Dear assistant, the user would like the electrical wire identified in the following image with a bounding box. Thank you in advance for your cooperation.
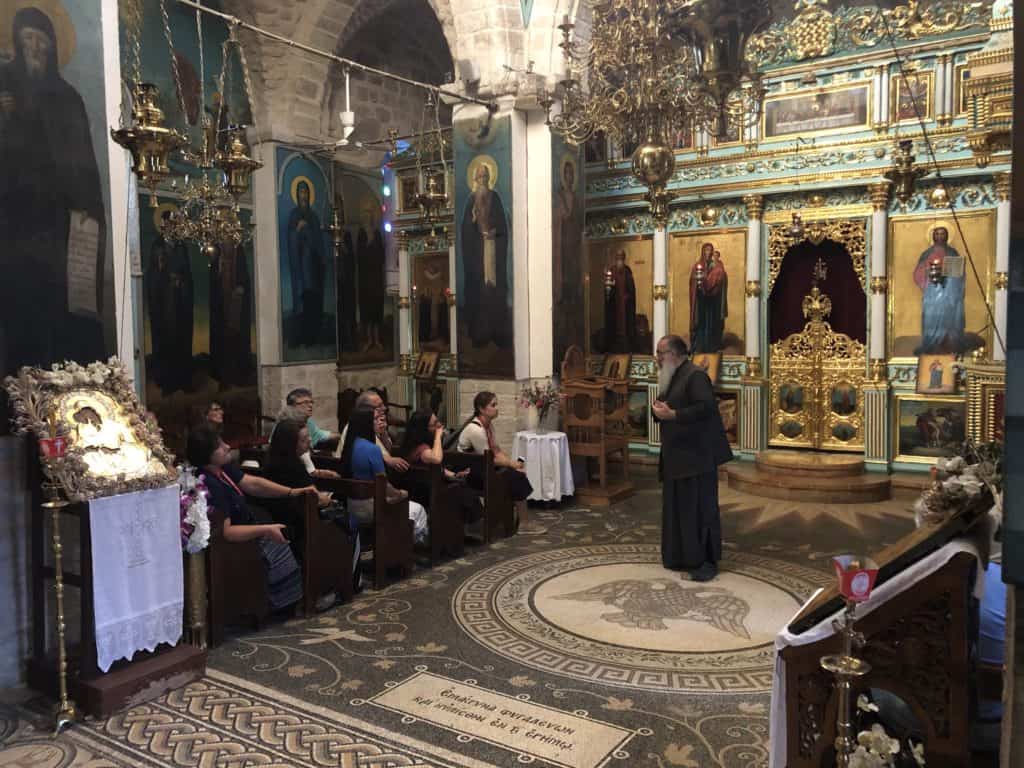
[175,0,496,112]
[876,5,1006,357]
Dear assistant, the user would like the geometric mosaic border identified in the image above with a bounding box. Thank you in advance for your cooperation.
[453,544,826,694]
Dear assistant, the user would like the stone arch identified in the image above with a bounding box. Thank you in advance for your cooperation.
[319,0,454,166]
[249,0,456,141]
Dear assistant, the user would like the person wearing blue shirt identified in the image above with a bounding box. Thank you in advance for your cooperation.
[978,561,1006,722]
[339,407,427,542]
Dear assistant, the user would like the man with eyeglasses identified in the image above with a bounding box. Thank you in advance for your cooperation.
[286,388,338,450]
[652,335,733,582]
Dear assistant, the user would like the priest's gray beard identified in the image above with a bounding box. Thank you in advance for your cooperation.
[658,360,679,398]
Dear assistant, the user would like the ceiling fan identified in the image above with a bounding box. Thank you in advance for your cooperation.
[293,68,388,159]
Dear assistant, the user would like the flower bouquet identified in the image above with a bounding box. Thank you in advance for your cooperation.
[913,440,1002,530]
[849,695,926,767]
[178,464,211,554]
[518,380,561,432]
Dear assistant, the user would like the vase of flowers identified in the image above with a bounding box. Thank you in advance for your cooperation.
[519,380,560,434]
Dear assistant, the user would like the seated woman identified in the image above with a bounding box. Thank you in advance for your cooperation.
[187,425,303,613]
[263,419,362,594]
[396,409,481,524]
[340,408,429,543]
[457,391,534,530]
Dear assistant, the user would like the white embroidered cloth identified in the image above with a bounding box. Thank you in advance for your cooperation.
[89,485,183,672]
[512,430,575,501]
[768,537,983,768]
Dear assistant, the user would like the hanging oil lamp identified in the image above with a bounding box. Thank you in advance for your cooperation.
[884,138,931,207]
[111,83,186,206]
[216,126,263,198]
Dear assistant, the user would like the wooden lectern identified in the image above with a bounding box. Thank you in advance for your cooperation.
[779,505,987,767]
[560,347,634,505]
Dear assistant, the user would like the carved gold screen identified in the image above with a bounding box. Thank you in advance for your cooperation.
[769,287,866,451]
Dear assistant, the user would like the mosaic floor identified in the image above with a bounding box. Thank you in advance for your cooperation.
[0,480,916,768]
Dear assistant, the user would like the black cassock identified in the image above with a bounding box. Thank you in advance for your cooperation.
[656,361,733,569]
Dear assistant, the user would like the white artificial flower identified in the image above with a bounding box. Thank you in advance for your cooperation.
[911,741,925,766]
[858,724,900,757]
[942,456,966,473]
[856,694,879,713]
[848,746,885,768]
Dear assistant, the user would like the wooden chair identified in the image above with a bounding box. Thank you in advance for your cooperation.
[562,377,631,496]
[316,474,414,588]
[444,450,514,542]
[205,506,269,648]
[401,462,464,563]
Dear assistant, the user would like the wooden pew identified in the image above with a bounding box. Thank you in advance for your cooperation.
[206,506,269,648]
[403,462,464,563]
[288,490,355,615]
[240,468,356,615]
[316,474,414,588]
[444,449,514,542]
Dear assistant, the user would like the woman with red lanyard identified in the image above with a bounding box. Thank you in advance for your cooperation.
[457,391,534,531]
[187,425,318,613]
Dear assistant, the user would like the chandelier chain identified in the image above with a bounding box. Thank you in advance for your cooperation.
[231,25,264,165]
[158,0,190,132]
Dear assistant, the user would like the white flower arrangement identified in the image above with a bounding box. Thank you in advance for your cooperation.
[848,723,924,768]
[178,465,211,554]
[913,441,1002,530]
[852,696,925,767]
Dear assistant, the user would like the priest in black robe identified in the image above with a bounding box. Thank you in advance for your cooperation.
[652,334,733,582]
[0,7,108,376]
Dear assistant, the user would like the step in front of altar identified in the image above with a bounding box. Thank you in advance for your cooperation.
[727,451,891,503]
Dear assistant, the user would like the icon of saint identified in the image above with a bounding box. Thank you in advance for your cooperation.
[913,225,965,354]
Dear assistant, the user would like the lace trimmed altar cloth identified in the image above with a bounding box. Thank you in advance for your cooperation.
[89,485,183,672]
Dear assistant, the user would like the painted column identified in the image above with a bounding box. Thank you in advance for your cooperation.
[865,181,892,468]
[448,241,458,362]
[994,172,1011,361]
[743,195,763,364]
[740,194,765,455]
[934,56,947,125]
[397,231,412,357]
[522,108,554,380]
[652,226,668,350]
[868,182,891,367]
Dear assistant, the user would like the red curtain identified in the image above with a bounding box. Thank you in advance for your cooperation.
[768,239,866,344]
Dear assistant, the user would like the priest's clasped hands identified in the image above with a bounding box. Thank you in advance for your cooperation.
[651,400,676,421]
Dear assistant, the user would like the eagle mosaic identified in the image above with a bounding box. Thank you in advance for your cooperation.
[556,578,753,639]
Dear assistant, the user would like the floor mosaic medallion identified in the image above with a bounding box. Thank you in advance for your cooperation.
[452,544,824,694]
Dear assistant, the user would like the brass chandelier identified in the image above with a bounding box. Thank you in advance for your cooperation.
[543,0,772,223]
[112,0,261,257]
[412,93,450,231]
